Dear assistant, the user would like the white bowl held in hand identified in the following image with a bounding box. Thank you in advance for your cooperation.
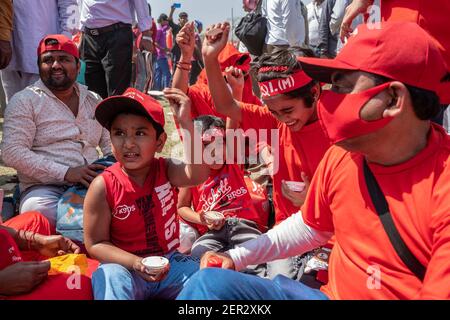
[142,256,169,274]
[284,181,306,193]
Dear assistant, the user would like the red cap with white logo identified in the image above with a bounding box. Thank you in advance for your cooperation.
[95,87,165,130]
[299,22,450,103]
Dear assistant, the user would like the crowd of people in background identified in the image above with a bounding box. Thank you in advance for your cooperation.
[0,0,449,301]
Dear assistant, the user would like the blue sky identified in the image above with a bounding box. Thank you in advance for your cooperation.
[148,0,312,31]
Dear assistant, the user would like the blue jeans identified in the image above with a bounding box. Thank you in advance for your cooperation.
[152,56,171,91]
[92,251,199,300]
[176,268,329,300]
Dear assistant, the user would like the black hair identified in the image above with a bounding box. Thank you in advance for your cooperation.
[193,115,225,134]
[370,74,442,120]
[252,47,318,108]
[158,13,168,23]
[108,109,165,138]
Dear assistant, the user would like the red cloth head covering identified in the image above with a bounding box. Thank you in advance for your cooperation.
[196,43,260,105]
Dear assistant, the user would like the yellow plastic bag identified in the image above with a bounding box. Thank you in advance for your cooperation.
[47,254,88,276]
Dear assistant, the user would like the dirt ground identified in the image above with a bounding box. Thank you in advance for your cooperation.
[0,98,181,197]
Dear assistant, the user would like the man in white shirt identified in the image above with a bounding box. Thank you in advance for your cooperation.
[79,0,152,98]
[306,0,326,56]
[318,0,363,58]
[261,0,307,53]
[1,35,111,228]
[0,0,77,103]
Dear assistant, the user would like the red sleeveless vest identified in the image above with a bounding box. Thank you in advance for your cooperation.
[102,158,179,256]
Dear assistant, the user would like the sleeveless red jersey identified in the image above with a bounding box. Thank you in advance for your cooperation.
[102,158,179,257]
[190,164,265,235]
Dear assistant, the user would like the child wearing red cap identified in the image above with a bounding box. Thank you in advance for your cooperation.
[177,115,267,277]
[83,87,210,300]
[200,22,331,280]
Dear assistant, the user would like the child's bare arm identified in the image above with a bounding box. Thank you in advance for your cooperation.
[83,176,141,269]
[177,188,223,230]
[163,88,210,187]
[172,22,196,94]
[202,22,242,122]
[177,187,205,225]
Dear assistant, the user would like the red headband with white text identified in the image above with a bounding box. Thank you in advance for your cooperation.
[258,69,312,98]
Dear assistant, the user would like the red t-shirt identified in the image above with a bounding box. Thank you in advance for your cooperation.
[380,0,450,68]
[240,102,331,223]
[302,124,450,299]
[187,83,221,120]
[189,164,265,235]
[102,158,179,257]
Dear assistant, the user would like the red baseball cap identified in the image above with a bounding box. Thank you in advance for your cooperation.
[37,34,79,59]
[299,22,450,103]
[95,88,165,130]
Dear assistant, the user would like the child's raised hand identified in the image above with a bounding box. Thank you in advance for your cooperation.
[163,88,192,124]
[202,22,230,60]
[224,66,245,93]
[176,21,196,59]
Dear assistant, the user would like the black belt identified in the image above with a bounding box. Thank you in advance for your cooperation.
[84,22,131,36]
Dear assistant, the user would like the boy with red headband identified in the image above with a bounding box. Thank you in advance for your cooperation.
[177,22,450,300]
[199,22,331,280]
[83,87,210,300]
[177,115,267,276]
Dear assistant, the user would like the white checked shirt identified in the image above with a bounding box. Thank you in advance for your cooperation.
[1,80,111,191]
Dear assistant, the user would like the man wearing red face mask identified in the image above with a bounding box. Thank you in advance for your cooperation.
[176,22,450,300]
[340,0,450,124]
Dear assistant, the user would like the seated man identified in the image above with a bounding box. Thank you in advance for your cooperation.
[1,34,111,228]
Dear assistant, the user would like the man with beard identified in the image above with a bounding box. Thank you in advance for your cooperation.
[1,35,111,229]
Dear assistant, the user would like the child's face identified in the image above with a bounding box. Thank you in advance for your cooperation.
[110,114,166,173]
[203,137,226,171]
[264,92,317,132]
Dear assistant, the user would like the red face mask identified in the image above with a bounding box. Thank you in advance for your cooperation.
[318,82,394,144]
